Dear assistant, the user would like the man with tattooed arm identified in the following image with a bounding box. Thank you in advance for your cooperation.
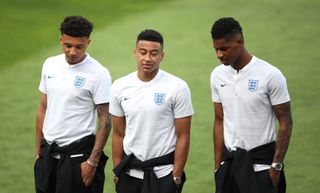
[210,17,293,193]
[34,16,112,193]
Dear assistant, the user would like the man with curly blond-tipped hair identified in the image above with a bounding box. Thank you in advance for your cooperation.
[34,16,112,193]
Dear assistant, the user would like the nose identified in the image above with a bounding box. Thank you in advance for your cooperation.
[143,53,152,61]
[69,47,77,56]
[216,50,223,60]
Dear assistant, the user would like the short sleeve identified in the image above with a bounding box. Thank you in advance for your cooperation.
[92,69,112,104]
[268,69,290,105]
[210,69,221,103]
[173,82,194,119]
[39,61,47,94]
[109,81,125,117]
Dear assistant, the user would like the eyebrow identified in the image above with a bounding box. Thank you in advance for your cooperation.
[64,43,85,47]
[138,48,160,52]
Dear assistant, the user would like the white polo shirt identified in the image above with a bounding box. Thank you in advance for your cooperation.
[210,56,290,170]
[39,54,112,146]
[109,69,194,179]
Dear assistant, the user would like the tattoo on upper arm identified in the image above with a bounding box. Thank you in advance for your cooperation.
[273,102,292,126]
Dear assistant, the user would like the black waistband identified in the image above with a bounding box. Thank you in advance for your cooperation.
[41,134,95,155]
[113,151,175,193]
[222,141,275,164]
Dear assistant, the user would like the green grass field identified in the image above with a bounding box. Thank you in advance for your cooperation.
[0,0,319,192]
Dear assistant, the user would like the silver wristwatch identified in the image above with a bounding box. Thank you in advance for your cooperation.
[271,162,283,171]
[173,176,181,185]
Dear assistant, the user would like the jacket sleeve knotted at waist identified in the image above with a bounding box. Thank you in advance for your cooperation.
[113,151,175,193]
[215,142,285,193]
[34,135,96,193]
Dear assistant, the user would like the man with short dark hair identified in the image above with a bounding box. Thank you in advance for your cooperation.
[210,17,293,193]
[35,16,112,193]
[110,29,194,193]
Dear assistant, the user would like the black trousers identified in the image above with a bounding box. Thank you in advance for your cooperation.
[224,170,277,193]
[34,155,106,193]
[116,172,185,193]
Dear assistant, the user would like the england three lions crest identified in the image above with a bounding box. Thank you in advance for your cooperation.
[154,93,165,105]
[74,76,86,88]
[248,79,259,92]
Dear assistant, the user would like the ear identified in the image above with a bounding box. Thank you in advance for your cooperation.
[59,36,63,45]
[236,37,244,45]
[133,48,138,60]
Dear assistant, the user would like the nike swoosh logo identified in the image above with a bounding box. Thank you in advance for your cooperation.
[120,97,130,104]
[220,84,226,87]
[48,76,54,79]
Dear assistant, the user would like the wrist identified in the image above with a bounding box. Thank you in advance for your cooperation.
[173,176,182,185]
[86,159,98,168]
[271,162,284,171]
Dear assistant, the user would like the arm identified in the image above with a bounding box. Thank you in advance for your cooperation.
[213,102,224,170]
[173,116,192,178]
[35,93,47,159]
[269,101,293,185]
[111,115,126,185]
[81,103,112,186]
[89,103,112,163]
[111,115,126,167]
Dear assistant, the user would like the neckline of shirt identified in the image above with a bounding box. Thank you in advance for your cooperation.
[135,69,163,86]
[228,55,257,74]
[64,53,90,69]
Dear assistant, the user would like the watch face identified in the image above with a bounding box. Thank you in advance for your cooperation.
[174,177,181,185]
[272,163,283,171]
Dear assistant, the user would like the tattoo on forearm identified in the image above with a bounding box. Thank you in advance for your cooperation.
[97,104,111,131]
[89,104,111,163]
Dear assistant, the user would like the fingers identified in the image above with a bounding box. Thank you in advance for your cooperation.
[269,169,280,187]
[113,176,119,191]
[81,161,96,187]
[83,177,93,187]
[83,173,94,187]
[113,175,119,185]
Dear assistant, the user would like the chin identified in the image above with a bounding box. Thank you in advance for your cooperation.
[67,59,80,64]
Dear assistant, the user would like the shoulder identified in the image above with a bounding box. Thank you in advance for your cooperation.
[211,64,228,73]
[253,56,280,72]
[41,54,65,72]
[210,64,228,79]
[112,71,137,87]
[83,55,112,78]
[86,55,109,71]
[159,70,189,88]
[43,54,65,65]
[253,56,285,78]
